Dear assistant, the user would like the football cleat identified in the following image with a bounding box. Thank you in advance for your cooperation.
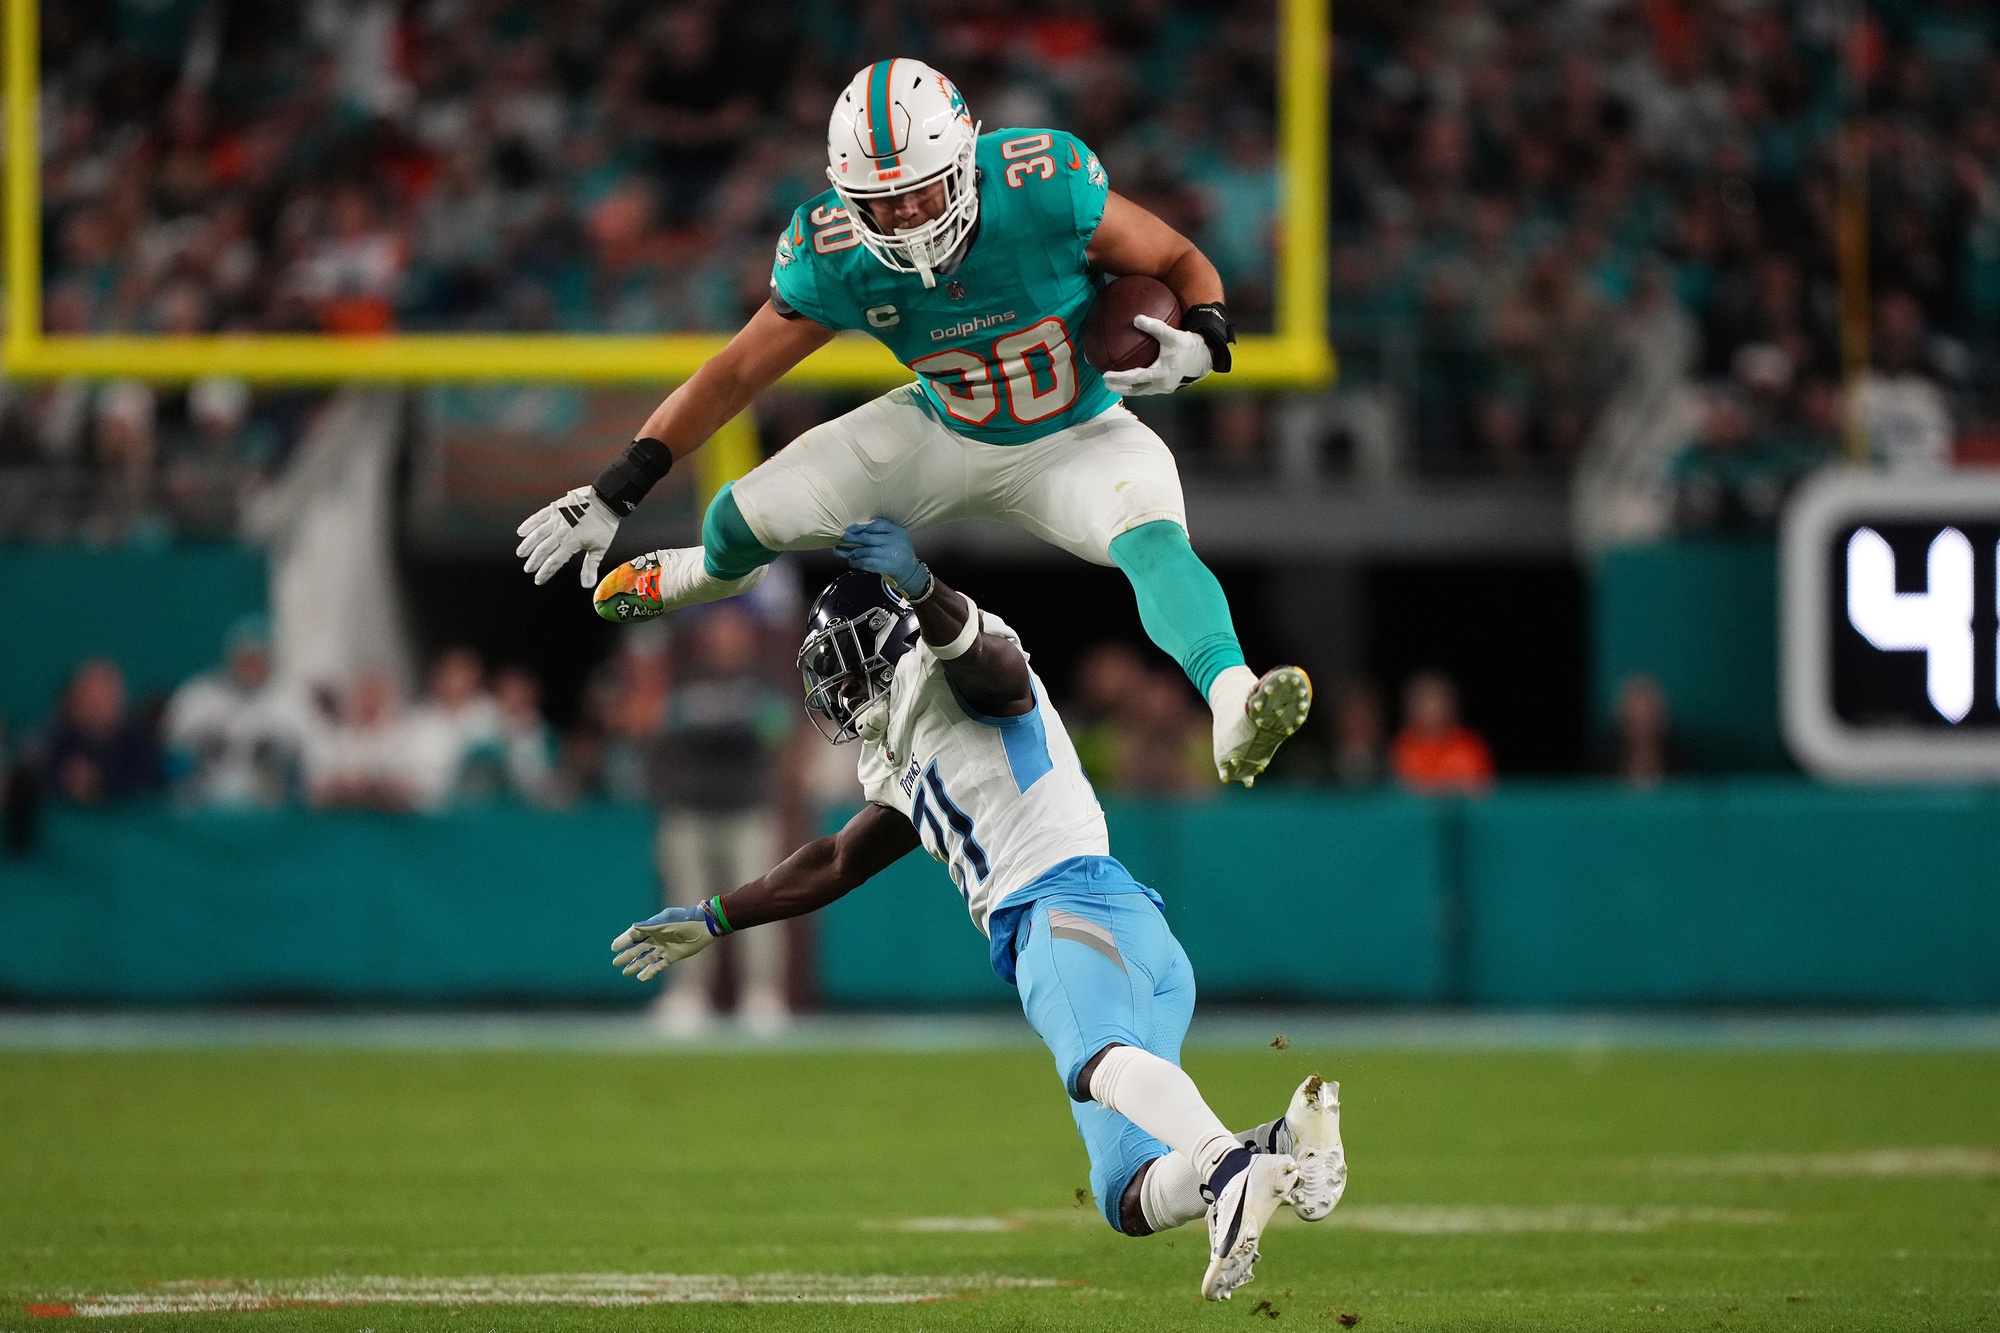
[1281,1075,1346,1221]
[593,548,767,623]
[1200,1149,1298,1302]
[1212,665,1314,786]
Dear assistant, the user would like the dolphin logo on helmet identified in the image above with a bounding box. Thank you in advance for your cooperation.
[826,59,981,290]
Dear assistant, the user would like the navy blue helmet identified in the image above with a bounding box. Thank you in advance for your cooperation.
[799,572,921,742]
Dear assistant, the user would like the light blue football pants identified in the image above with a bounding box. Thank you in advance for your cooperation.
[1006,887,1197,1233]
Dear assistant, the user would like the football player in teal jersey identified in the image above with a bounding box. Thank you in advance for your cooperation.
[517,58,1310,784]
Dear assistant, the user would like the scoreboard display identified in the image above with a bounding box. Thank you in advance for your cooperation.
[1783,470,2000,780]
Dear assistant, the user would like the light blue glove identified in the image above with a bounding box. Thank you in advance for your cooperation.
[611,904,721,981]
[835,518,931,599]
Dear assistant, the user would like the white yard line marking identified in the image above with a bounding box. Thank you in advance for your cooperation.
[1275,1205,1782,1234]
[26,1273,1071,1318]
[869,1205,1780,1237]
[1643,1146,2000,1178]
[865,1209,1099,1233]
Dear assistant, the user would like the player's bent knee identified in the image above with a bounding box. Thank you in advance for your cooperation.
[1116,1158,1157,1237]
[700,483,781,581]
[1073,1041,1127,1103]
[1106,518,1192,572]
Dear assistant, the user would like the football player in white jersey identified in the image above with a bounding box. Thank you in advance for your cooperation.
[515,57,1311,786]
[609,517,1347,1301]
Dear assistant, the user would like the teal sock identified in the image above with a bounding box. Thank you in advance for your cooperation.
[1107,520,1246,698]
[701,483,781,580]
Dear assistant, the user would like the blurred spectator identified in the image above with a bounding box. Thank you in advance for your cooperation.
[1606,672,1680,787]
[92,381,158,532]
[644,5,760,226]
[1065,642,1207,795]
[1672,354,1832,532]
[1067,642,1151,790]
[568,624,671,802]
[403,647,501,810]
[1390,669,1494,794]
[303,669,425,812]
[488,667,561,807]
[1851,290,1955,471]
[647,604,795,1035]
[1111,673,1210,796]
[42,659,166,806]
[163,616,312,808]
[159,377,281,526]
[1331,678,1386,788]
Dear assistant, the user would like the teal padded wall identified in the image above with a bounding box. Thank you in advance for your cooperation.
[0,543,269,727]
[814,793,1449,1006]
[1462,782,2000,1006]
[1593,540,1785,771]
[4,785,1998,1007]
[0,806,659,1003]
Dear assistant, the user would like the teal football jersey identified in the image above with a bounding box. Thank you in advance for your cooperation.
[772,128,1116,446]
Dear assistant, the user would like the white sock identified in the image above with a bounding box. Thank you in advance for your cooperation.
[1138,1151,1208,1232]
[1206,664,1258,722]
[1088,1046,1238,1183]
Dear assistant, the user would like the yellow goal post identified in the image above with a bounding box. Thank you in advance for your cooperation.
[4,0,1331,388]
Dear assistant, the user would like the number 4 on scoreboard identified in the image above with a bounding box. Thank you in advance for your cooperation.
[1846,526,1978,722]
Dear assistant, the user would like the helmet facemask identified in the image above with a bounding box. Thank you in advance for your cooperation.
[828,127,980,289]
[799,604,907,743]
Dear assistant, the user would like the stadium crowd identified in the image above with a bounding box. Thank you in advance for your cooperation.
[0,615,1527,849]
[1323,0,1999,483]
[4,0,1991,541]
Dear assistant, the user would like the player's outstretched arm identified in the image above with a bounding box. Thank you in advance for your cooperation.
[517,302,834,586]
[834,519,1034,718]
[1085,192,1236,397]
[633,301,835,453]
[610,804,917,981]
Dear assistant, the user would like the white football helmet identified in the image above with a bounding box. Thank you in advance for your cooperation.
[826,58,980,288]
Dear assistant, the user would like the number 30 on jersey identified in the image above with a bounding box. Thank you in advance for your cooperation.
[910,316,1078,427]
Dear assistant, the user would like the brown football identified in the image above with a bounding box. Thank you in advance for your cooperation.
[1081,275,1182,372]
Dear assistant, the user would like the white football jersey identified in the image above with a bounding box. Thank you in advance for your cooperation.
[856,610,1108,935]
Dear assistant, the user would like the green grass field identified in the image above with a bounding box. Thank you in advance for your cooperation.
[2,1041,1997,1331]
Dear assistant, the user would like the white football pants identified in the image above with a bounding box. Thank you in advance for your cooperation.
[728,383,1188,566]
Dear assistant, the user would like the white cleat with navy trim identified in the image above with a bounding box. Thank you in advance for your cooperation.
[1199,1148,1299,1301]
[1211,665,1314,787]
[1237,1074,1347,1221]
[1282,1074,1346,1220]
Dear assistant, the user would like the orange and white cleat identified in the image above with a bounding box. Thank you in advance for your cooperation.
[593,548,766,623]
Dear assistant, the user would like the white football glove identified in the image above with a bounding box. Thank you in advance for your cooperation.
[1100,315,1214,397]
[611,906,718,982]
[516,485,620,587]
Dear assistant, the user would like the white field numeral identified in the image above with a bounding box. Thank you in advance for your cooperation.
[1846,526,1974,723]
